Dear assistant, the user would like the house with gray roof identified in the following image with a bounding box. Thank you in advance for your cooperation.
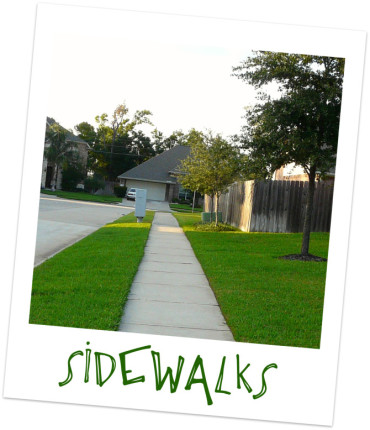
[41,117,90,190]
[117,145,191,201]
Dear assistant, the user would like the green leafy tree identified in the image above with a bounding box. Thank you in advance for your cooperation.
[44,123,77,191]
[74,121,96,144]
[179,131,241,225]
[84,175,105,194]
[233,51,344,256]
[151,129,187,154]
[79,103,154,181]
[61,160,86,191]
[131,130,156,162]
[74,121,97,173]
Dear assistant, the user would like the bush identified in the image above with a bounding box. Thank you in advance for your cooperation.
[193,222,238,232]
[172,197,192,205]
[61,163,85,191]
[114,185,127,198]
[84,176,105,194]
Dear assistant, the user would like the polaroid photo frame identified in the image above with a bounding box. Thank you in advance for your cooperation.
[4,3,366,426]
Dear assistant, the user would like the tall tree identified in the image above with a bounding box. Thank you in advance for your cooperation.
[44,123,78,191]
[74,121,97,144]
[179,131,241,225]
[80,103,154,181]
[61,159,86,191]
[131,130,156,162]
[74,121,97,173]
[233,51,344,257]
[151,128,187,154]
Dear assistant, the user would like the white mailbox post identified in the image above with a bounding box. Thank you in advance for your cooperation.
[135,188,147,222]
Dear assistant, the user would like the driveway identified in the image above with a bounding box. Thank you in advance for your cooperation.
[119,198,171,212]
[34,194,133,266]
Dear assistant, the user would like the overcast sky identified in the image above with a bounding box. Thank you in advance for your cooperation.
[47,35,261,138]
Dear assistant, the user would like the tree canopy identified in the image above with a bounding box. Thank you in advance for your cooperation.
[233,52,344,178]
[179,131,241,224]
[151,129,187,154]
[233,51,345,256]
[74,103,195,182]
[75,103,155,181]
[45,122,79,191]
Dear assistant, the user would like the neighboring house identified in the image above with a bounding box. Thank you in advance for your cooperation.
[117,145,191,201]
[273,163,335,184]
[41,117,89,190]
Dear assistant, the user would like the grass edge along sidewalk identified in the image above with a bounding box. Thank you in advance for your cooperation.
[41,190,122,204]
[173,212,329,349]
[29,211,154,330]
[169,203,203,213]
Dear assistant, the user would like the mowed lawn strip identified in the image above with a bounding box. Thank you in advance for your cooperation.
[29,211,154,330]
[41,190,122,204]
[169,203,203,213]
[174,213,329,349]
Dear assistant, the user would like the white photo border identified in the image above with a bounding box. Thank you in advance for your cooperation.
[4,4,366,426]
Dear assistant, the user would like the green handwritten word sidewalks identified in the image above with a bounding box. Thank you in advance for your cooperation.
[59,342,278,405]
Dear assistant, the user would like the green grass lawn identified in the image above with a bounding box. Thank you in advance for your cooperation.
[29,211,154,330]
[174,213,329,349]
[41,190,122,204]
[170,203,203,213]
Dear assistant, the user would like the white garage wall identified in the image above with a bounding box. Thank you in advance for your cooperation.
[126,179,167,201]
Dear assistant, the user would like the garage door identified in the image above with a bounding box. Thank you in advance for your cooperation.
[126,180,167,201]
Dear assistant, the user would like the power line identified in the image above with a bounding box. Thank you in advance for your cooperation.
[88,149,150,157]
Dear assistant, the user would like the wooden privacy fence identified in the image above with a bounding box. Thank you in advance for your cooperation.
[204,180,334,233]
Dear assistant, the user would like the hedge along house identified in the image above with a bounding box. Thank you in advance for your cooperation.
[117,145,191,202]
[41,117,89,190]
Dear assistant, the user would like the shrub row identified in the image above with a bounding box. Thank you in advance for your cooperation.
[114,185,127,198]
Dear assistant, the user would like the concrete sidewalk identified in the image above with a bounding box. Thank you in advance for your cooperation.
[118,212,234,341]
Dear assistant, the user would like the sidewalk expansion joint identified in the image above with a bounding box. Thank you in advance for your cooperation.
[142,260,194,265]
[129,280,210,288]
[123,322,231,332]
[139,269,205,275]
[131,282,212,290]
[127,298,219,306]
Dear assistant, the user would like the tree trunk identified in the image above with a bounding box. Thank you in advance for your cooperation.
[109,132,116,181]
[210,195,214,219]
[215,194,219,226]
[301,166,317,256]
[51,163,58,191]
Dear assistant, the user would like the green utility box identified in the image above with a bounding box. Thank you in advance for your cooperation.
[201,212,223,223]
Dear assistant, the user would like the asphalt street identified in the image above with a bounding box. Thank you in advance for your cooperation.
[34,194,133,266]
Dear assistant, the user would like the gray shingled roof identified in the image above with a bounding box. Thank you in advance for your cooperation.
[46,117,89,146]
[118,145,191,184]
